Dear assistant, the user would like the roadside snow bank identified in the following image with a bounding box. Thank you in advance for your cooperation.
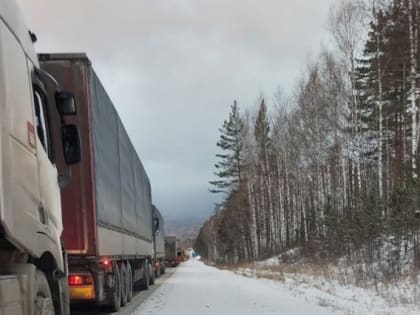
[232,249,420,315]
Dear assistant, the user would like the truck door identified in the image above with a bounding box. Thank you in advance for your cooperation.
[31,68,63,243]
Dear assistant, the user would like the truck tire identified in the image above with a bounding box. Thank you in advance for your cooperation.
[111,263,121,312]
[155,262,161,278]
[120,263,128,307]
[139,262,149,290]
[160,261,166,275]
[126,262,133,302]
[154,266,159,278]
[34,270,55,315]
[149,262,155,285]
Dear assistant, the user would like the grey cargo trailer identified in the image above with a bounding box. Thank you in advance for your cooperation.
[152,205,166,276]
[165,236,178,267]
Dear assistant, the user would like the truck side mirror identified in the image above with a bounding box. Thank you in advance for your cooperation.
[56,91,77,115]
[62,125,81,164]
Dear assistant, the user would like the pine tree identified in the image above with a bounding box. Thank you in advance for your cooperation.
[209,100,245,194]
[254,99,271,160]
[356,0,419,206]
[254,99,276,255]
[355,5,389,200]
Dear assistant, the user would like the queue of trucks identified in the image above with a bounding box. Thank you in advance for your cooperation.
[0,1,179,314]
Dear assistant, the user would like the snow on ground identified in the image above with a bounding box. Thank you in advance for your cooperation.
[231,250,420,315]
[235,266,419,315]
[133,260,338,315]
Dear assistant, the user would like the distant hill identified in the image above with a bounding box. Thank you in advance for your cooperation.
[164,217,204,249]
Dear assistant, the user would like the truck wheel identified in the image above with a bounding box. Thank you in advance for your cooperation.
[140,262,149,290]
[149,262,155,285]
[155,262,161,278]
[34,270,55,315]
[111,263,121,312]
[126,262,133,302]
[120,263,128,307]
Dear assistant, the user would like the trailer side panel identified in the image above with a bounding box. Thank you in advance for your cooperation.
[89,68,153,255]
[39,56,97,255]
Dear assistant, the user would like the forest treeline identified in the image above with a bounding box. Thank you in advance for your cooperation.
[195,0,420,277]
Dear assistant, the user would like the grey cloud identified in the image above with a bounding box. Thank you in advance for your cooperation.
[19,0,336,222]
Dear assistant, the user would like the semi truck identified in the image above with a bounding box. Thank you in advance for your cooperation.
[0,1,81,314]
[165,236,179,267]
[39,53,159,311]
[152,205,166,277]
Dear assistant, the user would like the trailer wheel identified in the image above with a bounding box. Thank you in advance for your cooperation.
[161,263,166,275]
[34,270,55,315]
[126,262,133,302]
[111,263,121,312]
[139,262,149,290]
[120,263,128,307]
[149,262,155,285]
[155,262,161,278]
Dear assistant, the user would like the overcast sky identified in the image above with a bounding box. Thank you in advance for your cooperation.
[19,0,336,223]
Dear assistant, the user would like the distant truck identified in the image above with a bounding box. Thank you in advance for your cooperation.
[184,248,195,259]
[0,1,81,314]
[177,248,186,264]
[39,53,155,311]
[165,236,179,267]
[152,206,166,276]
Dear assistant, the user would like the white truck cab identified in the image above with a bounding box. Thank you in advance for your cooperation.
[0,1,80,314]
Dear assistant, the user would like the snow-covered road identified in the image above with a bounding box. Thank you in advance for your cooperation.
[133,260,337,315]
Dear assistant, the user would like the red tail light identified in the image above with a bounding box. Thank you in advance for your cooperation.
[69,275,82,285]
[68,275,93,286]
